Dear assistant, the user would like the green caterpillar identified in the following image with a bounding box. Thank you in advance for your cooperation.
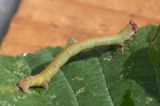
[18,20,138,93]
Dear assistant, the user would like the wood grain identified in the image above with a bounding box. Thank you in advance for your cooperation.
[1,0,160,55]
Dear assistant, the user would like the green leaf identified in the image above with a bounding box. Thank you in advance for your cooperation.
[0,56,53,106]
[148,25,160,94]
[97,25,160,105]
[0,25,160,106]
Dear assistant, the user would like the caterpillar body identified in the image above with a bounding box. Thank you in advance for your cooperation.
[18,20,138,93]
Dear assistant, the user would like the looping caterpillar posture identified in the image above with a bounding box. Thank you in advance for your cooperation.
[18,20,138,93]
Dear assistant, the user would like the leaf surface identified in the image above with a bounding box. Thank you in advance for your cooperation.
[0,25,160,106]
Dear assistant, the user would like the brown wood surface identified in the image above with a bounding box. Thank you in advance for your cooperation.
[1,0,160,55]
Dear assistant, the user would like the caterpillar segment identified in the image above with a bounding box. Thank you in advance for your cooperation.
[18,20,138,93]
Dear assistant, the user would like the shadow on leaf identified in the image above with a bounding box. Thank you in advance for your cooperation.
[123,48,160,103]
[120,89,135,106]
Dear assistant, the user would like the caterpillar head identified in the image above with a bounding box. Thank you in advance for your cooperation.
[129,20,139,34]
[120,20,139,43]
[127,20,139,42]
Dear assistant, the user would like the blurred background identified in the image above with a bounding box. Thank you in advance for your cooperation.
[0,0,160,55]
[0,0,20,45]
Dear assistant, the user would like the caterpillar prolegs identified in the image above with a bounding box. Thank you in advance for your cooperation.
[18,20,138,93]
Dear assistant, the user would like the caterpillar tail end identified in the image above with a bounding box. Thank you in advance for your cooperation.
[129,19,139,33]
[18,77,31,93]
[18,76,49,93]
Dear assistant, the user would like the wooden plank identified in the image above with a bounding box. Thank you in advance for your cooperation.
[1,0,160,55]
